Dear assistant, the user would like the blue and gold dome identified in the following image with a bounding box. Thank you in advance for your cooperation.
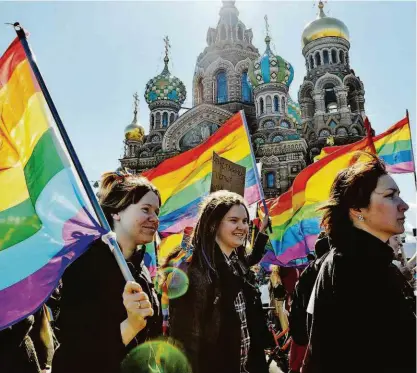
[302,1,349,48]
[144,56,186,106]
[248,36,294,89]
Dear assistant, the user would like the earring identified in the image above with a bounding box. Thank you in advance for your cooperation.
[358,215,364,222]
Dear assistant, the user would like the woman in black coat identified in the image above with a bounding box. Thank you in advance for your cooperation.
[169,190,270,373]
[304,153,416,373]
[53,172,162,373]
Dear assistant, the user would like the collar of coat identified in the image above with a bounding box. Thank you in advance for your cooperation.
[332,226,394,266]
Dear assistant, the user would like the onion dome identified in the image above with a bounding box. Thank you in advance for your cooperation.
[302,1,349,48]
[287,96,302,126]
[124,94,145,142]
[144,55,186,106]
[248,35,294,89]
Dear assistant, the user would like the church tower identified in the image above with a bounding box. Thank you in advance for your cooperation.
[298,1,366,162]
[192,0,259,129]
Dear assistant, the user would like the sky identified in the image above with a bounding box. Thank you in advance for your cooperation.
[1,0,416,229]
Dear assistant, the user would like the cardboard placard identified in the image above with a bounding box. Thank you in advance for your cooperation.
[210,152,246,196]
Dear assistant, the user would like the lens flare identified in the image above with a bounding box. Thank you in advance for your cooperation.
[121,340,191,373]
[154,267,189,300]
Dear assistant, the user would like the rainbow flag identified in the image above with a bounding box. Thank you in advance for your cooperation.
[315,118,414,174]
[0,37,104,330]
[261,116,415,267]
[142,112,261,234]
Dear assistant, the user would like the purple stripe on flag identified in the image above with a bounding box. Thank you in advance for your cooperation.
[244,183,261,205]
[0,207,104,330]
[261,233,318,267]
[385,161,415,174]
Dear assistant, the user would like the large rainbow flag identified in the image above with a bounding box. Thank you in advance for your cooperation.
[0,37,104,330]
[142,112,261,234]
[261,116,415,267]
[315,118,414,174]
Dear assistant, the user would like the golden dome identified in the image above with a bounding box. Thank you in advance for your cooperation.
[302,1,349,48]
[124,123,145,142]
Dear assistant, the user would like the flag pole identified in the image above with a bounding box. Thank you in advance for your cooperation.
[406,109,417,189]
[240,110,272,233]
[13,23,134,282]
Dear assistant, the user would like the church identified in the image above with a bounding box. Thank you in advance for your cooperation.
[120,0,367,198]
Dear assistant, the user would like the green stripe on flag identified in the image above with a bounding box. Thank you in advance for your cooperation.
[377,140,411,157]
[0,199,41,251]
[24,128,68,204]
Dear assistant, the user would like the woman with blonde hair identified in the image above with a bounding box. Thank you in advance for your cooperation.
[54,171,162,373]
[304,153,415,373]
[169,190,270,373]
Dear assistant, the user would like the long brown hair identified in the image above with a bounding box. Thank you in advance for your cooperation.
[191,190,249,282]
[98,171,161,228]
[318,152,387,244]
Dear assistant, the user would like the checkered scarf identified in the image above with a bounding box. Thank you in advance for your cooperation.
[223,250,251,373]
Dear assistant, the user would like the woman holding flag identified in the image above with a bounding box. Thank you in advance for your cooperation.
[304,153,416,373]
[53,172,162,373]
[169,190,270,373]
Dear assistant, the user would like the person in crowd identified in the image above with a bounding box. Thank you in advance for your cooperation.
[390,234,415,284]
[0,306,54,373]
[288,232,330,373]
[269,265,289,332]
[304,152,416,373]
[169,190,270,373]
[53,172,162,373]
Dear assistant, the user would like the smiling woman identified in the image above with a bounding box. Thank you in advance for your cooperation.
[53,171,162,373]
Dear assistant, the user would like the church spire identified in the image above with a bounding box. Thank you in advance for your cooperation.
[162,35,171,75]
[264,15,272,52]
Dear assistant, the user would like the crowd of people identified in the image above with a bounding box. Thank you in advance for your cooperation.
[1,153,416,373]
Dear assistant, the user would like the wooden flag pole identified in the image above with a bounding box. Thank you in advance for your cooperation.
[14,23,135,282]
[406,110,417,189]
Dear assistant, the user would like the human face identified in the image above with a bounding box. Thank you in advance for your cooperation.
[358,175,409,242]
[115,191,160,248]
[215,204,249,256]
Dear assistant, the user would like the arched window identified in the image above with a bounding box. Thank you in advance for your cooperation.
[272,135,284,143]
[170,113,175,124]
[324,84,338,113]
[281,97,285,113]
[162,112,168,127]
[259,98,264,114]
[280,121,290,128]
[155,112,161,127]
[331,49,337,63]
[309,55,314,69]
[323,50,329,64]
[241,72,252,103]
[197,78,204,104]
[339,50,345,64]
[266,96,272,113]
[336,127,348,136]
[274,96,279,112]
[319,129,331,138]
[220,25,227,40]
[237,25,243,40]
[216,71,228,103]
[151,114,155,129]
[315,52,321,66]
[264,120,274,129]
[266,172,275,188]
[350,127,359,136]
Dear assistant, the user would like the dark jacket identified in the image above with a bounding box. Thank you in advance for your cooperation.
[289,234,330,345]
[53,239,161,373]
[169,233,270,373]
[305,227,416,373]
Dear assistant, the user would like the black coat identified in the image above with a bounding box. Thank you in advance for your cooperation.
[169,233,270,373]
[53,239,161,373]
[305,227,416,373]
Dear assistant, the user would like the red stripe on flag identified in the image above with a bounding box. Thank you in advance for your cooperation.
[0,38,27,88]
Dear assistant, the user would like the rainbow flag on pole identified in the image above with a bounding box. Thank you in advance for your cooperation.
[261,116,415,267]
[315,117,414,173]
[142,112,261,234]
[0,37,104,330]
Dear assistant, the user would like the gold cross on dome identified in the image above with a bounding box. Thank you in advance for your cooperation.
[264,15,270,37]
[163,36,171,60]
[133,92,139,114]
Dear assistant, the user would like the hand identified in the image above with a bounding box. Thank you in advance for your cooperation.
[122,281,153,333]
[260,214,271,233]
